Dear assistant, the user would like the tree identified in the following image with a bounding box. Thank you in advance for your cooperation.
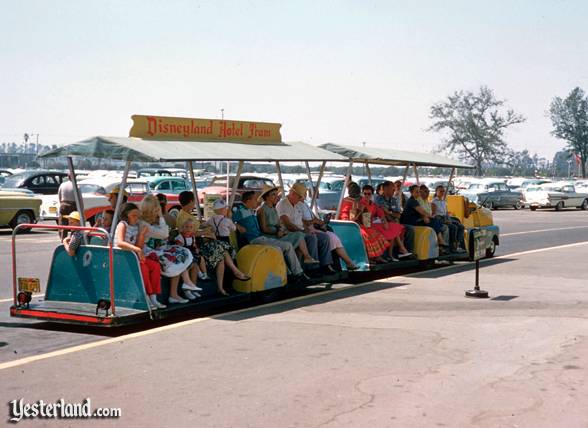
[549,87,588,178]
[428,86,526,175]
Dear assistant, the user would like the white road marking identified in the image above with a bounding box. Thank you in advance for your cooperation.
[1,240,588,371]
[501,225,588,237]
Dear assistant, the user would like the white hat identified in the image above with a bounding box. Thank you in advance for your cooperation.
[213,199,227,210]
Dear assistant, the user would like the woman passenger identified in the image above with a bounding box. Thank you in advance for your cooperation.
[432,185,465,252]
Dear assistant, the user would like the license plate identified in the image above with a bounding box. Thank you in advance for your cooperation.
[18,277,41,293]
[49,206,57,213]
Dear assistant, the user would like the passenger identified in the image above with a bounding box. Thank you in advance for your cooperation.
[361,184,411,260]
[257,184,319,265]
[432,185,466,252]
[393,180,406,210]
[114,203,165,310]
[234,191,308,281]
[375,181,415,254]
[375,182,384,197]
[177,191,250,296]
[62,211,84,256]
[339,182,390,264]
[205,199,236,245]
[94,186,129,228]
[57,173,76,240]
[401,185,448,249]
[156,193,176,229]
[276,183,335,274]
[299,197,359,270]
[140,195,201,304]
[175,218,210,285]
[101,209,114,231]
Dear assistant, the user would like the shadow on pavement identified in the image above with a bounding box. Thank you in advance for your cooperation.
[217,281,409,322]
[408,258,516,279]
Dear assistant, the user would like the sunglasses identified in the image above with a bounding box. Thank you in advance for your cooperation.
[363,192,372,196]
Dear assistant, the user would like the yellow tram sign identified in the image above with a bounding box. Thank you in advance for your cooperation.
[130,115,282,144]
[18,277,41,293]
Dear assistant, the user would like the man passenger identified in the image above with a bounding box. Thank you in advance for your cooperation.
[276,183,334,274]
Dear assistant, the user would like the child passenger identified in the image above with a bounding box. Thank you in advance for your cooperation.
[175,218,210,284]
[62,211,84,256]
[114,203,166,309]
[205,199,237,245]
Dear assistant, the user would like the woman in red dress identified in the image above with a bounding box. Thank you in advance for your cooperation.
[360,184,412,260]
[339,182,390,263]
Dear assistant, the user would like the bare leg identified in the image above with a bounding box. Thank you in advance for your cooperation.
[437,233,447,246]
[199,257,207,275]
[296,239,318,263]
[169,276,180,299]
[181,270,198,287]
[223,252,249,280]
[395,237,409,254]
[215,260,227,295]
[335,247,355,267]
[387,239,396,257]
[189,264,197,284]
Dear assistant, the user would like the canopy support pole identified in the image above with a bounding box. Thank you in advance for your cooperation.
[366,161,372,185]
[225,161,230,204]
[413,164,420,185]
[304,161,314,204]
[445,167,456,201]
[401,165,409,186]
[67,157,87,243]
[111,160,131,237]
[336,159,353,219]
[310,161,326,213]
[228,160,244,210]
[187,161,202,221]
[275,161,284,191]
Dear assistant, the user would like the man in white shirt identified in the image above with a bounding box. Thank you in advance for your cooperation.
[57,174,77,239]
[276,183,334,273]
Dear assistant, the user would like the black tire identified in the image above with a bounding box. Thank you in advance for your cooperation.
[580,199,588,210]
[485,237,497,258]
[513,201,523,210]
[530,206,537,211]
[555,201,564,211]
[168,206,181,218]
[483,201,494,210]
[9,210,34,233]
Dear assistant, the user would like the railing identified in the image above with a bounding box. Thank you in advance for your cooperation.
[11,224,115,316]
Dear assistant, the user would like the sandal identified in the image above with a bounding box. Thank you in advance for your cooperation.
[234,272,251,281]
[303,257,320,265]
[346,263,359,271]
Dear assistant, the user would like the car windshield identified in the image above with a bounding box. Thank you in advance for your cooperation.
[1,173,27,188]
[79,184,106,194]
[468,183,485,190]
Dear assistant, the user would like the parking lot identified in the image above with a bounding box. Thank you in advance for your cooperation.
[1,208,587,426]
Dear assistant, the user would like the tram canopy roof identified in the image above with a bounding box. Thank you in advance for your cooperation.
[318,143,474,169]
[39,136,348,162]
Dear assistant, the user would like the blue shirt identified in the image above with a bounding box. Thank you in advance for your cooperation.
[233,206,261,243]
[375,194,400,213]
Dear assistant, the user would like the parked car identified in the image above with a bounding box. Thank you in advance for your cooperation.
[0,190,42,231]
[39,183,110,223]
[0,169,13,185]
[460,179,523,210]
[200,175,275,204]
[526,182,588,211]
[0,170,68,195]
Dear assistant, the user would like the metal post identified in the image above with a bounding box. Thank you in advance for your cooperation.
[304,160,314,200]
[413,164,420,185]
[275,161,284,191]
[401,165,409,185]
[226,161,230,204]
[187,161,202,221]
[228,160,244,209]
[445,167,455,201]
[111,160,131,237]
[310,161,326,212]
[336,159,353,219]
[366,161,372,185]
[67,157,86,227]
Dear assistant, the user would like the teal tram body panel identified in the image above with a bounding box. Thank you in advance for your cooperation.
[45,245,150,311]
[329,220,370,271]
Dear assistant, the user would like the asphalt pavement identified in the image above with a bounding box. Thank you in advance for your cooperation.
[0,209,587,426]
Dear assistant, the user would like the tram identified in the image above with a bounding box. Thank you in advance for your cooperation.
[10,115,499,327]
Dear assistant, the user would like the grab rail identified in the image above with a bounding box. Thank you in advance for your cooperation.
[11,224,115,316]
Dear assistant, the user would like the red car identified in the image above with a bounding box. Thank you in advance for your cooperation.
[199,175,275,204]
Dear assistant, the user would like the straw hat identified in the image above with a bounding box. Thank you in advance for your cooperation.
[257,184,279,202]
[109,186,129,197]
[65,211,81,222]
[290,183,307,198]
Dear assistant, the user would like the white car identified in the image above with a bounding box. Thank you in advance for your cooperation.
[526,182,588,211]
[39,182,110,222]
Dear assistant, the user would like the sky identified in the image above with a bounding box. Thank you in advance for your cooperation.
[2,0,587,161]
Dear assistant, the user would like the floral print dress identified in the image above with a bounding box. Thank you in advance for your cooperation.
[142,217,193,278]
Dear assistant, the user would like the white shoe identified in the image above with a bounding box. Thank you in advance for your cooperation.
[181,282,202,291]
[149,295,166,309]
[184,290,201,300]
[198,272,210,280]
[168,296,188,304]
[155,301,167,309]
[399,252,412,258]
